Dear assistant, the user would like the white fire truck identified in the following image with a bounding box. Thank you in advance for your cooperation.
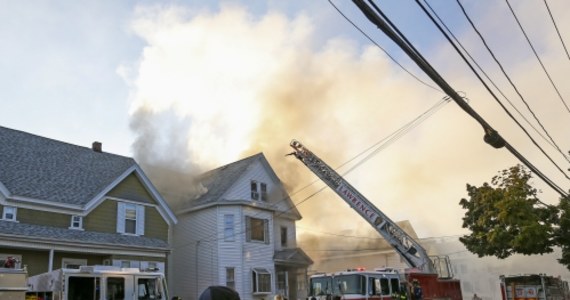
[500,274,570,300]
[289,140,462,300]
[0,267,28,300]
[26,265,170,300]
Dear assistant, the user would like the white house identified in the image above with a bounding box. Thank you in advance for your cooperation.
[171,153,313,300]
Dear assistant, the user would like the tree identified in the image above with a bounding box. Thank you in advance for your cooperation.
[459,164,569,270]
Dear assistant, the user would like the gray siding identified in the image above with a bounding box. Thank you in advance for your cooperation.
[172,208,218,300]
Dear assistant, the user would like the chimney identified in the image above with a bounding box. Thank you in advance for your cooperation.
[92,141,102,153]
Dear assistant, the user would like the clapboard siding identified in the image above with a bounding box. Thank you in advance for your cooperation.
[145,206,168,240]
[224,161,276,202]
[106,173,155,204]
[84,200,117,233]
[17,208,70,228]
[172,208,218,300]
[273,217,297,249]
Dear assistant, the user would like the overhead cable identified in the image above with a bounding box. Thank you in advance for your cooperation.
[416,0,570,169]
[543,0,570,61]
[505,0,570,114]
[351,0,568,197]
[327,0,442,92]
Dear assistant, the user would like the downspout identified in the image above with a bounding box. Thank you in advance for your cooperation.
[48,249,54,272]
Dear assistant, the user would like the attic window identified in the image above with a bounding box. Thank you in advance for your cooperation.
[69,215,83,230]
[260,183,268,201]
[2,206,17,221]
[251,181,268,201]
[251,181,259,200]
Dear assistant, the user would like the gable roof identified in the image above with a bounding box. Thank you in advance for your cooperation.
[0,126,177,224]
[0,126,135,206]
[181,153,301,218]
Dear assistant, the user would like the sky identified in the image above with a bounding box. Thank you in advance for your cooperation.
[2,0,570,244]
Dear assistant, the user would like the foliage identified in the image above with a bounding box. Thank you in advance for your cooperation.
[459,164,569,269]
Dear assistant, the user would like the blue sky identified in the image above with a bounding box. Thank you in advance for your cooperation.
[2,1,569,237]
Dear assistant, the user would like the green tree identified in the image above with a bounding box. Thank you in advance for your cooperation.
[459,164,569,269]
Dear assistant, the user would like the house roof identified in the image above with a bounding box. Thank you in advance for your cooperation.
[0,126,135,206]
[184,153,301,218]
[274,248,313,267]
[192,153,261,206]
[0,220,169,250]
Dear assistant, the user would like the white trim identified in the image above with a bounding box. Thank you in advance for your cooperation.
[61,258,87,269]
[84,165,177,225]
[1,195,83,212]
[0,182,10,198]
[2,206,17,221]
[69,215,83,230]
[0,239,168,257]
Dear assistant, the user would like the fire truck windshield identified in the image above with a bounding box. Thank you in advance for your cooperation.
[309,276,332,296]
[333,274,366,295]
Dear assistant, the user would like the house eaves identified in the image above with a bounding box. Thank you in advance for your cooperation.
[0,220,169,251]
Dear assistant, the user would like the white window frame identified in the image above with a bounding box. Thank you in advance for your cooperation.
[252,268,271,294]
[2,206,17,221]
[62,258,87,269]
[224,214,235,241]
[117,202,145,236]
[69,215,83,230]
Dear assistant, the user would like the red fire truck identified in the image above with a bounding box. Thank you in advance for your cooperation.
[290,140,462,300]
[500,274,570,300]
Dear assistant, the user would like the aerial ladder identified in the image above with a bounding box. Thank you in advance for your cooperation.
[289,139,436,272]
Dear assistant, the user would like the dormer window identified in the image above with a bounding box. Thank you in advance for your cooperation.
[2,206,17,221]
[251,181,268,201]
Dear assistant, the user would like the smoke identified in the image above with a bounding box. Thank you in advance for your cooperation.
[121,1,570,254]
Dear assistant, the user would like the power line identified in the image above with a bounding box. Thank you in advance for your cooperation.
[543,0,570,61]
[505,0,570,114]
[326,0,442,93]
[351,0,568,197]
[419,0,570,164]
[454,0,570,176]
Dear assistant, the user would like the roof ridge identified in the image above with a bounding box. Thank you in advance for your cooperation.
[0,125,133,160]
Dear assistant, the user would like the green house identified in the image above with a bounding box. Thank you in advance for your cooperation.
[0,126,177,276]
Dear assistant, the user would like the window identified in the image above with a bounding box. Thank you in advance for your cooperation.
[251,181,268,201]
[226,267,235,289]
[246,217,269,244]
[251,181,259,200]
[260,183,268,201]
[70,215,83,229]
[280,227,288,247]
[2,206,16,221]
[138,277,162,299]
[121,260,131,268]
[252,268,271,293]
[117,202,145,235]
[224,214,235,241]
[125,204,137,234]
[62,258,87,269]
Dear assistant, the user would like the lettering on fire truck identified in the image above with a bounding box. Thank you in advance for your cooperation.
[337,184,376,220]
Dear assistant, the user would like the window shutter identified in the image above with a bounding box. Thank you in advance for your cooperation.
[264,219,269,244]
[245,216,251,242]
[136,205,145,236]
[117,202,125,233]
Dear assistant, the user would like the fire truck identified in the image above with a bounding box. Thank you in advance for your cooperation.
[25,265,170,300]
[308,268,402,300]
[289,140,462,300]
[500,274,570,300]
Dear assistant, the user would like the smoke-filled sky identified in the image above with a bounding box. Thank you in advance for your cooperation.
[2,1,570,240]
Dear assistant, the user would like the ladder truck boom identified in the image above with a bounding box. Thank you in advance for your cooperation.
[289,139,435,273]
